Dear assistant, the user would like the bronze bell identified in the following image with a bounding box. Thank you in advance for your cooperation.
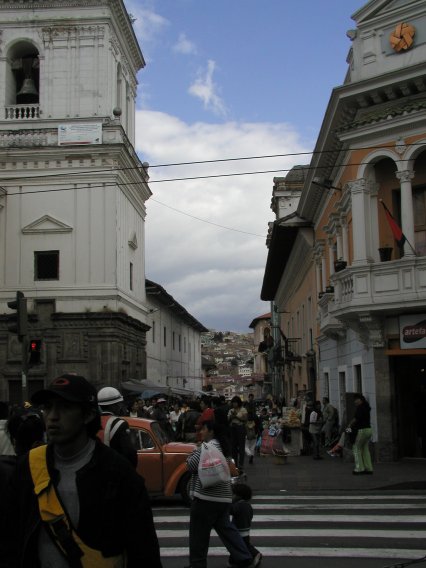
[16,77,38,105]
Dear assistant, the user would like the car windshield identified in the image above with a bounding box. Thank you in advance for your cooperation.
[152,421,170,444]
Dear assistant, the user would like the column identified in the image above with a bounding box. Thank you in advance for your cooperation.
[328,237,335,277]
[321,256,327,291]
[341,218,349,262]
[336,226,343,260]
[368,181,380,261]
[315,260,321,294]
[396,170,416,257]
[348,179,369,265]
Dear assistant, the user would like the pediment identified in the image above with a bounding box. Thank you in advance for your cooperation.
[22,215,73,234]
[353,0,420,25]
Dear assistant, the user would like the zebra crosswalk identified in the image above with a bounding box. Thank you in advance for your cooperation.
[152,492,426,565]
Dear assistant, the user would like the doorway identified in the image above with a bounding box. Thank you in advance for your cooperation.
[393,355,426,458]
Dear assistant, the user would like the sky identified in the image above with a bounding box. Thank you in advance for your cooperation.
[123,0,364,333]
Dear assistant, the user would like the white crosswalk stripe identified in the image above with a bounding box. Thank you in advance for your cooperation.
[153,493,426,562]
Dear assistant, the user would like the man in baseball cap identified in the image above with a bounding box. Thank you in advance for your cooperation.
[1,373,162,567]
[32,373,98,406]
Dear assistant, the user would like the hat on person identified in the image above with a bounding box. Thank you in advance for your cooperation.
[156,398,166,403]
[97,386,124,406]
[31,374,98,407]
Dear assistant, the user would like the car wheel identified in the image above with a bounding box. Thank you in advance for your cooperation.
[179,471,192,507]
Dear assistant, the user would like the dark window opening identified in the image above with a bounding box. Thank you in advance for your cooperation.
[34,251,59,280]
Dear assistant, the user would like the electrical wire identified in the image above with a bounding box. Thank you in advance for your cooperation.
[150,198,266,238]
[0,141,422,183]
[1,157,414,195]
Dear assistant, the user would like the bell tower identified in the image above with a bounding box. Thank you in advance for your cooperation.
[0,1,151,402]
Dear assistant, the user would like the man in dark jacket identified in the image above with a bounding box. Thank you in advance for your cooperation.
[0,374,162,568]
[97,385,137,467]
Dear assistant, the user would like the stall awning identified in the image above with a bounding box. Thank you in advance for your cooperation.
[121,380,201,398]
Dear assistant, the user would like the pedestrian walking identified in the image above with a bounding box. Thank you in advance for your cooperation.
[195,396,215,442]
[321,397,338,447]
[179,400,200,442]
[229,483,262,567]
[228,396,248,471]
[347,393,373,474]
[185,419,254,568]
[98,385,137,467]
[309,400,324,460]
[0,373,162,568]
[245,411,261,465]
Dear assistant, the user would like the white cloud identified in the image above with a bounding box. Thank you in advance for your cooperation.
[135,110,311,331]
[173,33,197,55]
[188,60,227,117]
[123,0,169,45]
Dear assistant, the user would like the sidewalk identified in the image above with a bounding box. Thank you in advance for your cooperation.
[244,452,426,493]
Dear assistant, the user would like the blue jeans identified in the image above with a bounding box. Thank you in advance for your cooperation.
[189,498,252,568]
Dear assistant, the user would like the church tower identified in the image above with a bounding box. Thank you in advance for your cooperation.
[0,1,151,401]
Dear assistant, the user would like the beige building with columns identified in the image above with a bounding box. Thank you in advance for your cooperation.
[262,0,426,460]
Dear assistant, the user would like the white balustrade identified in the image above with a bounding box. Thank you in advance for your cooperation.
[4,104,40,120]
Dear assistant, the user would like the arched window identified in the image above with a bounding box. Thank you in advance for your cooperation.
[7,41,39,106]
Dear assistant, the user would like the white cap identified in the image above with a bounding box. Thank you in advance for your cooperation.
[97,386,123,406]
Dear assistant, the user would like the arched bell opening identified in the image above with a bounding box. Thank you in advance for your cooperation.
[6,41,39,106]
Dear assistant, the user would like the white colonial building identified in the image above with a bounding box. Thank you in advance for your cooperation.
[0,0,152,402]
[145,279,207,395]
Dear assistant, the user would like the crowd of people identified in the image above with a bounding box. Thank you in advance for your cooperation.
[0,380,373,567]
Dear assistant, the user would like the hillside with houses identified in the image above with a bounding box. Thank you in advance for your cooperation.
[201,331,263,399]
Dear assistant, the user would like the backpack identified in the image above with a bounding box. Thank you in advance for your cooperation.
[100,415,126,447]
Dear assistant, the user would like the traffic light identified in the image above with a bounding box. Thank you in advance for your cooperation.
[7,291,28,341]
[28,339,42,366]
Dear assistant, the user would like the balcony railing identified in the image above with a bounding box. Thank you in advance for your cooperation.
[5,104,40,120]
[330,255,426,318]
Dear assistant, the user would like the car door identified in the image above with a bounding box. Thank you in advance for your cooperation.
[129,425,163,493]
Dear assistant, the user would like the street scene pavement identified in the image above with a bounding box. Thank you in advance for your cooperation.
[246,452,426,493]
[155,453,426,568]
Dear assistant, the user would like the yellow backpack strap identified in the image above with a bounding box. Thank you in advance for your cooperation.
[29,445,65,521]
[29,445,85,567]
[29,445,126,568]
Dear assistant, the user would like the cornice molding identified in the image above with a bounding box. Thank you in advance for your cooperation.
[0,0,145,71]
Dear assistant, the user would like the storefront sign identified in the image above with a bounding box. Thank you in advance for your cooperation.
[400,314,426,349]
[58,123,102,146]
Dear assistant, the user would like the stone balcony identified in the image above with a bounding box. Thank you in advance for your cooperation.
[329,255,426,321]
[5,104,40,120]
[318,292,347,339]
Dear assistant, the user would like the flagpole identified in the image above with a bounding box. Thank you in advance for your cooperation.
[379,199,417,256]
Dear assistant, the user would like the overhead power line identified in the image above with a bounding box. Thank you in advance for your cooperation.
[0,141,422,184]
[150,198,266,238]
[2,156,413,195]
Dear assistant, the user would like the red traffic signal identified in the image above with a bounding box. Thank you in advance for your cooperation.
[28,339,42,366]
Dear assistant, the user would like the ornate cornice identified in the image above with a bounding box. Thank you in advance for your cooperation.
[0,0,144,71]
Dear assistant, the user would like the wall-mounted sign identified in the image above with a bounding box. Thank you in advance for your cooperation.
[390,22,415,52]
[400,314,426,349]
[58,123,102,146]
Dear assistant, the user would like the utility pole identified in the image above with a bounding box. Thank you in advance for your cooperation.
[7,291,29,402]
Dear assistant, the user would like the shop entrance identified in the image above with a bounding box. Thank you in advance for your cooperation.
[393,355,426,458]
